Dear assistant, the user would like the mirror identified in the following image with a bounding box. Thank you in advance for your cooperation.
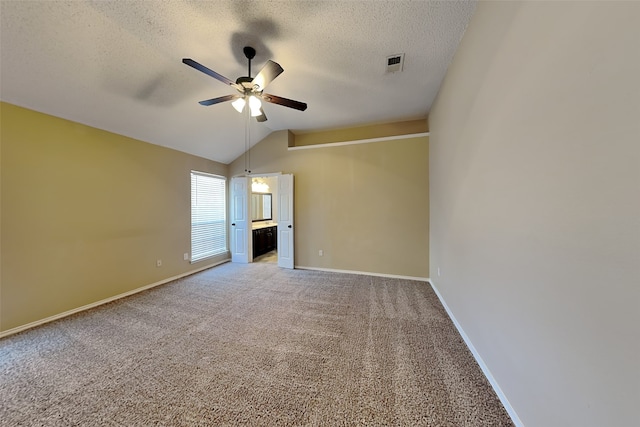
[251,193,272,221]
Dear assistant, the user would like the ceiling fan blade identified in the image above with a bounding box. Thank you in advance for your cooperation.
[183,58,240,90]
[262,93,308,111]
[252,60,284,91]
[255,108,267,122]
[198,94,240,106]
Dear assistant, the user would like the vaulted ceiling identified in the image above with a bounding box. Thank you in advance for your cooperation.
[0,1,476,164]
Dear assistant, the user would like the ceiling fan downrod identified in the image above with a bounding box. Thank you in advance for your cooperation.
[243,46,256,78]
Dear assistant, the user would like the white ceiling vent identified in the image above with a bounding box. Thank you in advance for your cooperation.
[386,53,405,73]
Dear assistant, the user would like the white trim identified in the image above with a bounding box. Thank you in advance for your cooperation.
[190,170,225,180]
[288,132,430,151]
[428,279,525,427]
[0,259,230,339]
[248,172,282,178]
[294,265,429,282]
[232,172,284,178]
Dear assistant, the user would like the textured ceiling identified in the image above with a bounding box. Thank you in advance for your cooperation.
[0,1,476,164]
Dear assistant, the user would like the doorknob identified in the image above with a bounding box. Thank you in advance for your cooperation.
[288,225,292,228]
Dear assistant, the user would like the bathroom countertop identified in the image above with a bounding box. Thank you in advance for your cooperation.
[252,222,277,230]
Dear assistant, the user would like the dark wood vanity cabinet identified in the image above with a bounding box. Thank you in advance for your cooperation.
[253,226,277,258]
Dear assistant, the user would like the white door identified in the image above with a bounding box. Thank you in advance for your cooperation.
[277,174,294,269]
[230,177,251,263]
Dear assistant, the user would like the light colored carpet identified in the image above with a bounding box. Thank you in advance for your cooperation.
[0,262,513,426]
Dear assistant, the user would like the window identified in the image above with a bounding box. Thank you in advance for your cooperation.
[191,171,226,262]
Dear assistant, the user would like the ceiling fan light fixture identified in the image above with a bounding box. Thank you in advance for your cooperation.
[183,47,307,124]
[231,97,246,113]
[249,95,262,117]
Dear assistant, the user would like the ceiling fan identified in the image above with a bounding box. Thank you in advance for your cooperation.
[182,46,307,123]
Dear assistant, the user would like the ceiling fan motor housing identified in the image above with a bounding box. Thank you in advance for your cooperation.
[236,76,256,91]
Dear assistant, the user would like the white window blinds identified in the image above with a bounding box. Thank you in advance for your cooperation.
[191,171,227,262]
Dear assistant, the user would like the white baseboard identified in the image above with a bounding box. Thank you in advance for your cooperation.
[0,259,230,339]
[428,279,524,427]
[294,265,429,282]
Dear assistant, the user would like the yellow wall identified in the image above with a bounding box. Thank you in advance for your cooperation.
[0,102,228,332]
[230,125,429,278]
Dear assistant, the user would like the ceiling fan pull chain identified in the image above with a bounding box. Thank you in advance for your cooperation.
[247,107,251,173]
[245,107,251,174]
[245,108,248,173]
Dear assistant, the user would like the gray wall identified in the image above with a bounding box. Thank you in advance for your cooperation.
[429,2,639,426]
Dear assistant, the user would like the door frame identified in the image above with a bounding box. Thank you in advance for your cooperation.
[276,173,294,269]
[230,172,294,268]
[230,176,250,263]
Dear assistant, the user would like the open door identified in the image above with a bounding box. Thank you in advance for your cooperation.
[230,177,251,263]
[277,174,294,269]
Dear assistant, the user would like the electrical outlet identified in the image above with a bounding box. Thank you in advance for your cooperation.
[319,250,323,256]
[437,267,441,277]
[156,259,162,267]
[183,253,189,261]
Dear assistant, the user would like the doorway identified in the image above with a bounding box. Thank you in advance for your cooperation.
[251,175,278,263]
[230,173,294,268]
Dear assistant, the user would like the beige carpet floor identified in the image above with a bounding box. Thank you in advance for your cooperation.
[0,262,513,426]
